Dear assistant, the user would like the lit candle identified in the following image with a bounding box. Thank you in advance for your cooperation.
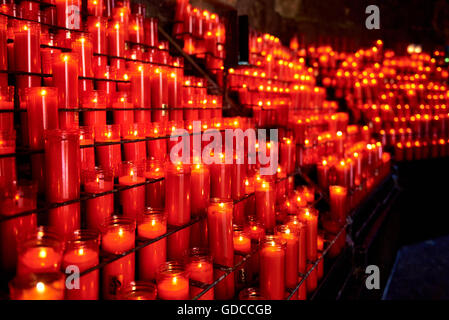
[276,225,299,290]
[317,158,330,190]
[108,21,125,58]
[83,167,114,231]
[9,272,65,300]
[151,66,169,123]
[0,87,14,132]
[82,91,107,128]
[131,64,151,124]
[329,185,348,224]
[87,0,103,16]
[101,216,136,300]
[62,230,100,300]
[233,228,251,289]
[87,16,107,54]
[80,126,96,171]
[119,281,157,300]
[0,130,17,190]
[300,208,319,262]
[118,161,146,218]
[146,122,167,161]
[95,124,122,177]
[210,153,232,199]
[165,162,191,260]
[122,123,147,161]
[16,227,64,275]
[44,129,81,238]
[255,179,276,230]
[280,138,296,174]
[137,209,167,281]
[112,93,134,127]
[207,199,234,299]
[157,261,190,300]
[286,215,307,274]
[260,235,286,300]
[186,248,214,300]
[53,53,79,129]
[144,159,165,209]
[317,234,324,280]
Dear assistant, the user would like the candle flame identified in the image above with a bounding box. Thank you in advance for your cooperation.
[41,89,47,96]
[172,276,177,285]
[36,282,45,293]
[39,249,47,259]
[118,228,124,237]
[78,248,84,255]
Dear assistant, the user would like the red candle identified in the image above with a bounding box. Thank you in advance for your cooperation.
[244,219,265,280]
[329,185,348,224]
[207,199,234,299]
[276,225,299,289]
[168,60,183,121]
[0,16,7,76]
[13,21,41,75]
[300,208,319,261]
[119,281,157,300]
[95,124,122,176]
[26,87,59,150]
[233,228,251,288]
[112,93,134,127]
[144,159,165,209]
[44,129,81,238]
[138,209,167,281]
[165,162,191,260]
[144,17,158,47]
[286,215,307,274]
[108,21,125,58]
[186,248,214,300]
[119,161,146,218]
[87,16,107,54]
[146,122,167,161]
[280,138,296,174]
[129,13,144,44]
[80,126,96,171]
[131,64,151,124]
[260,235,286,300]
[157,261,190,300]
[16,227,64,275]
[210,154,232,199]
[0,182,37,273]
[255,179,276,230]
[55,0,81,29]
[317,159,330,189]
[335,159,350,188]
[9,272,65,300]
[62,230,100,300]
[101,216,136,300]
[122,123,147,161]
[83,167,114,231]
[190,163,210,216]
[317,234,324,280]
[81,91,107,128]
[151,66,169,123]
[53,53,79,128]
[87,0,103,16]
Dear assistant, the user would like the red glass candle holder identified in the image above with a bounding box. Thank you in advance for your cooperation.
[137,208,167,281]
[52,53,79,128]
[144,17,158,47]
[62,230,100,300]
[151,66,169,123]
[118,281,157,300]
[83,167,114,231]
[118,161,146,218]
[286,215,307,274]
[299,208,319,262]
[112,92,134,127]
[190,162,210,216]
[144,159,165,209]
[157,261,190,300]
[122,123,147,161]
[9,272,65,300]
[233,227,251,289]
[81,90,107,127]
[260,235,286,300]
[207,198,234,299]
[186,247,214,300]
[87,16,107,54]
[87,0,103,16]
[108,20,125,58]
[130,64,151,123]
[101,216,136,299]
[80,126,95,171]
[165,162,191,260]
[146,122,167,161]
[329,185,348,224]
[209,154,232,199]
[0,15,7,75]
[13,21,41,74]
[0,181,37,272]
[44,129,81,238]
[255,178,276,230]
[16,227,64,275]
[275,224,299,289]
[95,124,121,176]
